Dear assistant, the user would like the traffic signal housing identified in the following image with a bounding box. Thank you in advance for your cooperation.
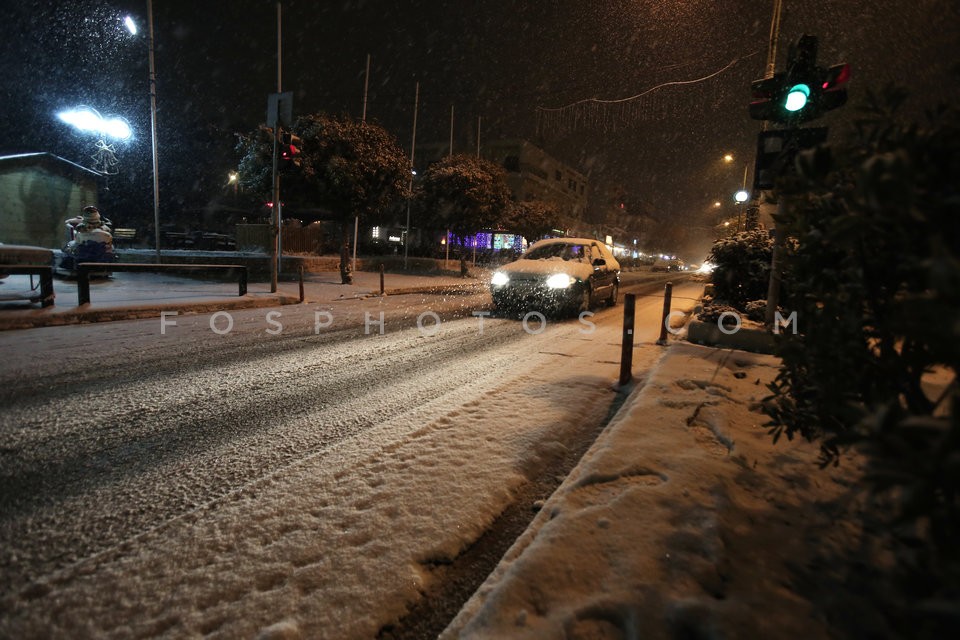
[280,132,302,168]
[749,35,850,125]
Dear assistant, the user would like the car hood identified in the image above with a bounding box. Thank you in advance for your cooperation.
[496,257,596,281]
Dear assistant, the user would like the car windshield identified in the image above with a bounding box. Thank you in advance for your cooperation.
[523,243,588,262]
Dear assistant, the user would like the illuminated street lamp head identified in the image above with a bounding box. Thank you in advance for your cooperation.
[723,153,733,163]
[123,16,138,35]
[57,106,133,141]
[735,190,750,203]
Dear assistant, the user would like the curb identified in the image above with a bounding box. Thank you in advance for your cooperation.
[0,282,485,331]
[0,294,300,331]
[686,320,777,354]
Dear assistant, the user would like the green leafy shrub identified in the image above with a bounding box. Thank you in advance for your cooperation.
[705,230,773,309]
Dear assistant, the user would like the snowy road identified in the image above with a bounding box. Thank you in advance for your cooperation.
[0,277,699,638]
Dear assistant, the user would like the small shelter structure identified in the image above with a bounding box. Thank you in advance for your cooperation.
[0,153,101,249]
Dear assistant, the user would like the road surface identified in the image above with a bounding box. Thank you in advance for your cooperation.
[0,275,700,638]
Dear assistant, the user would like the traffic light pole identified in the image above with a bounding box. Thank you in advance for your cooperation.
[764,197,787,326]
[269,1,282,293]
[765,0,783,80]
[271,130,279,293]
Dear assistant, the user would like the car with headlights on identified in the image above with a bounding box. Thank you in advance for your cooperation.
[490,237,620,315]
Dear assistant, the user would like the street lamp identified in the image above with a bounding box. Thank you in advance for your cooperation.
[735,189,750,232]
[57,106,132,142]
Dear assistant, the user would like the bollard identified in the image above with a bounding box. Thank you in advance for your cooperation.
[298,265,305,303]
[619,293,636,386]
[656,282,674,345]
[380,263,385,295]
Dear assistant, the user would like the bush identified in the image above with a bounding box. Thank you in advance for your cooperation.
[763,86,960,633]
[705,229,773,309]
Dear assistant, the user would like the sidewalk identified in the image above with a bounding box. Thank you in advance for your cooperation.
[0,269,486,331]
[442,341,871,639]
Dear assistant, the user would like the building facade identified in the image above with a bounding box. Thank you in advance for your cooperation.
[482,139,588,224]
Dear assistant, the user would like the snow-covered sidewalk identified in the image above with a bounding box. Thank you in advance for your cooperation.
[444,342,869,639]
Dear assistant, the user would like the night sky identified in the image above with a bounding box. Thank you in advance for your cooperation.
[1,0,957,256]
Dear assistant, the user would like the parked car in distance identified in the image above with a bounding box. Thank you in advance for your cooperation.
[490,237,620,315]
[651,258,684,272]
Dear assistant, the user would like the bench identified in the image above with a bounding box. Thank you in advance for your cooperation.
[112,228,138,245]
[76,263,248,305]
[0,245,55,307]
[163,232,194,249]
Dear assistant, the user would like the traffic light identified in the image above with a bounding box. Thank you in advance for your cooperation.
[280,131,302,167]
[748,35,850,125]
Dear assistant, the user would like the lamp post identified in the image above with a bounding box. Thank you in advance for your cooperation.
[124,5,161,263]
[146,0,161,263]
[735,189,750,232]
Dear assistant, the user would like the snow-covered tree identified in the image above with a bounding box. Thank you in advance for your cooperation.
[237,114,410,283]
[506,199,560,244]
[414,154,512,241]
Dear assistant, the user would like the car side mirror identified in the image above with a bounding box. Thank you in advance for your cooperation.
[592,258,606,268]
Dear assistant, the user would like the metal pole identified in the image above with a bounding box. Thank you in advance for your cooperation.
[765,0,784,79]
[449,104,454,157]
[271,143,279,292]
[656,282,674,345]
[352,215,359,273]
[619,293,636,386]
[361,53,370,122]
[269,1,282,292]
[764,199,788,326]
[403,81,419,270]
[275,2,283,281]
[476,115,481,157]
[354,53,370,271]
[147,0,161,264]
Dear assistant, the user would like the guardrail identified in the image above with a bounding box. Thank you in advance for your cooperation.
[76,263,248,305]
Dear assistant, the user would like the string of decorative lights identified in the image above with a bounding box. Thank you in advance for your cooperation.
[536,50,763,135]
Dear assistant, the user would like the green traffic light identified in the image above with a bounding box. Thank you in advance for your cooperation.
[785,83,811,112]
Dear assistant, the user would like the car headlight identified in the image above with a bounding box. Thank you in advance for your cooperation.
[491,271,510,286]
[545,273,576,289]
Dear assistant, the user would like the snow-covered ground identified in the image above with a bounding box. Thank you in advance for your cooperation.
[0,284,698,638]
[3,276,883,639]
[445,342,871,639]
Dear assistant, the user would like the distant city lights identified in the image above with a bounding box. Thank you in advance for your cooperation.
[57,106,132,141]
[697,261,716,275]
